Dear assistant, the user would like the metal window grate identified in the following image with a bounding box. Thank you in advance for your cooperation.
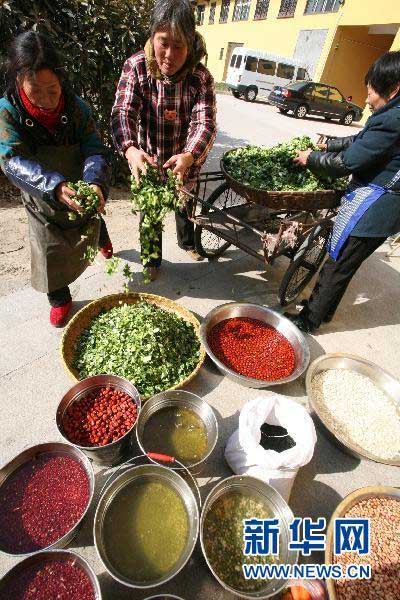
[232,0,251,21]
[196,4,205,25]
[254,0,270,20]
[209,2,216,24]
[278,0,298,18]
[305,0,340,13]
[219,0,231,23]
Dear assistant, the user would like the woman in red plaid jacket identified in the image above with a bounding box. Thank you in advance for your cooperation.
[111,0,217,280]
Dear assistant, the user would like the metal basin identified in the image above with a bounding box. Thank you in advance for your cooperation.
[136,390,218,472]
[144,596,185,599]
[200,475,298,599]
[56,374,141,466]
[94,463,199,589]
[325,485,400,600]
[0,549,101,598]
[306,353,400,466]
[0,443,95,556]
[200,302,310,388]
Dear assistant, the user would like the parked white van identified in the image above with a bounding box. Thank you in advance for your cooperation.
[225,47,310,102]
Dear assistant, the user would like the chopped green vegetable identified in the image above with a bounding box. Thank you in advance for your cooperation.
[224,136,346,192]
[73,300,200,397]
[203,491,276,592]
[104,256,121,276]
[83,245,97,263]
[67,180,101,220]
[130,167,180,281]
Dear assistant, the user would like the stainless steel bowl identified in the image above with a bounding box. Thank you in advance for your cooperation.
[0,549,102,598]
[94,463,199,589]
[0,442,95,556]
[325,485,400,600]
[144,596,185,599]
[200,475,298,599]
[136,390,218,471]
[200,302,310,388]
[56,374,141,466]
[306,353,400,466]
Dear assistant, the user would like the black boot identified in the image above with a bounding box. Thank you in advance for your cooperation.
[283,310,318,334]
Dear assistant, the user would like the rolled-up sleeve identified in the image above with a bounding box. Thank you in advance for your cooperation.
[183,68,216,166]
[111,58,143,155]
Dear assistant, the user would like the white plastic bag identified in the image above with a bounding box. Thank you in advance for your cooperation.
[225,394,317,501]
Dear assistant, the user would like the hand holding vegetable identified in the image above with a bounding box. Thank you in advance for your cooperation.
[125,146,155,185]
[55,182,82,213]
[64,181,103,221]
[163,152,194,183]
[293,149,313,167]
[90,184,106,214]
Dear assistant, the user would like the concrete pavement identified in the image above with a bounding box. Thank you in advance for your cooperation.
[1,95,399,598]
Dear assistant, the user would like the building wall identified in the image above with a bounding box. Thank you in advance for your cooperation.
[320,26,395,106]
[340,0,400,27]
[197,0,340,82]
[196,0,400,124]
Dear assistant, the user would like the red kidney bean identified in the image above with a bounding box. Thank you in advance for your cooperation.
[63,386,137,447]
[208,317,295,381]
[0,558,96,600]
[0,455,90,553]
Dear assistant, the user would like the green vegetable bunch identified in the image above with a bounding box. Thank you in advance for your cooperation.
[67,180,101,220]
[224,136,346,192]
[130,167,180,281]
[73,300,200,397]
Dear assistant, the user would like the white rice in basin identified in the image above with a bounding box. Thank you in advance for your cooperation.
[310,369,400,460]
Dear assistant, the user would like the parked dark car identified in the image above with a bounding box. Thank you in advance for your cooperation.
[268,81,363,125]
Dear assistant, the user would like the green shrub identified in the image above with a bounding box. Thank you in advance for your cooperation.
[0,0,153,183]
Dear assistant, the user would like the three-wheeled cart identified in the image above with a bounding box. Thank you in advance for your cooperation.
[186,146,341,306]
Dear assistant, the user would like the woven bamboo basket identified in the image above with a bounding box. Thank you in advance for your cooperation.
[61,293,205,400]
[221,149,342,211]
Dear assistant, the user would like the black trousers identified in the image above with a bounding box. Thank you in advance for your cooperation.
[47,216,110,307]
[304,236,386,327]
[139,206,194,268]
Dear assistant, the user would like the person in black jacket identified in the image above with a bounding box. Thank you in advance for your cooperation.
[0,32,112,327]
[285,51,400,333]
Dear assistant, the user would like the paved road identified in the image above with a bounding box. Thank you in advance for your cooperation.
[1,94,399,600]
[205,93,362,171]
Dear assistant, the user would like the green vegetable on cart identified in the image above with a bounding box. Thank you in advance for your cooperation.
[224,136,346,192]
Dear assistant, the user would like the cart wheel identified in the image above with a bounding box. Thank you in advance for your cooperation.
[278,221,332,306]
[194,182,244,259]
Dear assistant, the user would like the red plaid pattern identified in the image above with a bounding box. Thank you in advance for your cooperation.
[111,51,216,181]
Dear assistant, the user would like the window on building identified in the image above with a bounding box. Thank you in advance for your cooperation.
[304,0,340,14]
[232,0,251,21]
[313,84,331,99]
[278,0,298,18]
[245,56,258,72]
[296,67,308,80]
[329,87,345,102]
[277,62,295,79]
[219,0,231,23]
[196,4,205,25]
[219,48,225,60]
[257,60,276,76]
[254,0,270,20]
[209,2,216,24]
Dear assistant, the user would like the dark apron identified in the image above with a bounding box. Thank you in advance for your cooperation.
[22,143,100,292]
